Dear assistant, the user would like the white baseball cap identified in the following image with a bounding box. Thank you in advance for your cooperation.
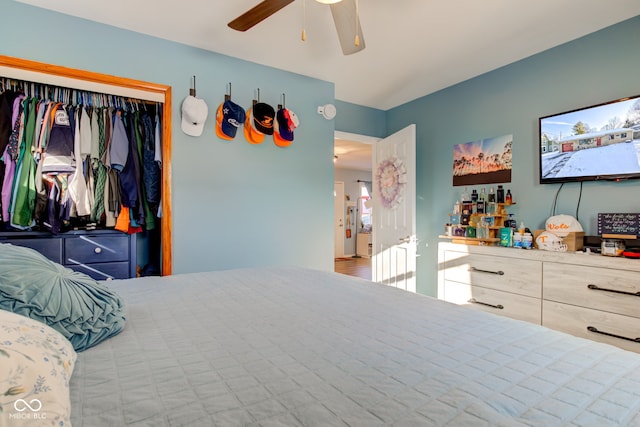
[181,96,208,137]
[545,214,583,237]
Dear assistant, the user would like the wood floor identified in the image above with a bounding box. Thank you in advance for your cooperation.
[334,256,371,280]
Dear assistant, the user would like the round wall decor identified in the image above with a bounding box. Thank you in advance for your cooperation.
[375,156,407,209]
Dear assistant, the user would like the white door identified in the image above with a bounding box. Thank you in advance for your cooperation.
[334,181,345,258]
[372,125,417,292]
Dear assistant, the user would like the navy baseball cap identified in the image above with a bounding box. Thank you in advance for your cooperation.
[216,99,246,139]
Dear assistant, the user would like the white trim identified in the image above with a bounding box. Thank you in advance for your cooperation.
[334,131,381,144]
[0,65,165,103]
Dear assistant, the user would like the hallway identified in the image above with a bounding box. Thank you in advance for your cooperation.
[334,256,371,280]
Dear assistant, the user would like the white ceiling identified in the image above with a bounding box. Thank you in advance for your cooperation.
[334,132,378,172]
[16,0,640,111]
[16,0,640,172]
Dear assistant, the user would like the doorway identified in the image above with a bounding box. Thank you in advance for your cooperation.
[334,131,378,280]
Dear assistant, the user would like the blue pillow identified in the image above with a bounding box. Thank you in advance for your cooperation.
[0,243,126,351]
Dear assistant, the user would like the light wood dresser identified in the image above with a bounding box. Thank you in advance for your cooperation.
[438,242,640,353]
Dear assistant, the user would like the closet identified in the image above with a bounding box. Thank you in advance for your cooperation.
[0,55,172,277]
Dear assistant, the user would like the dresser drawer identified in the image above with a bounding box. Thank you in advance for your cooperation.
[65,234,130,264]
[543,300,640,353]
[0,237,63,264]
[443,251,542,298]
[543,263,640,319]
[444,281,541,324]
[67,260,132,280]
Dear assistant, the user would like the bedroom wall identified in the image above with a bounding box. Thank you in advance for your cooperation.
[386,15,640,296]
[334,100,386,138]
[4,4,638,294]
[2,2,336,274]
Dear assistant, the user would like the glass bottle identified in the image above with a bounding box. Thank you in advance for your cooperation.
[461,187,470,203]
[488,187,495,203]
[505,189,513,205]
[496,185,505,203]
[471,189,478,202]
[479,187,487,202]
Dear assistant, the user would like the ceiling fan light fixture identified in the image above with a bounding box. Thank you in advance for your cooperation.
[315,0,343,4]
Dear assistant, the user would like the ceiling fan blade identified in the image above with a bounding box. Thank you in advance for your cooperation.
[228,0,295,32]
[330,0,365,55]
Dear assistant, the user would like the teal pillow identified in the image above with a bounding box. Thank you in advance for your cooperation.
[0,243,126,351]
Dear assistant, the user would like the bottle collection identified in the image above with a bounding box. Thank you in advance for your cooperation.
[445,185,530,247]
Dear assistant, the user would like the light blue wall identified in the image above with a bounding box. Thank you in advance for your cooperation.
[335,100,386,138]
[2,2,336,273]
[386,15,640,296]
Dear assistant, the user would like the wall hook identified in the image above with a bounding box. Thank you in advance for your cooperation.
[189,75,197,97]
[225,82,231,101]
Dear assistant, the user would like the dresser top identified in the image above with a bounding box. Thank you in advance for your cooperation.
[438,242,640,272]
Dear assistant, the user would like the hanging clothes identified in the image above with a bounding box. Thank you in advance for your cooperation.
[0,77,162,234]
[42,104,75,174]
[10,97,39,227]
[141,110,160,216]
[1,94,24,222]
[67,105,91,216]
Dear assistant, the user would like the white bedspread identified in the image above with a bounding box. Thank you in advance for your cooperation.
[69,267,640,426]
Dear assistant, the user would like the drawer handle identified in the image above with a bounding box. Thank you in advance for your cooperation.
[587,284,640,297]
[468,298,504,310]
[469,267,504,275]
[587,326,640,343]
[94,247,102,254]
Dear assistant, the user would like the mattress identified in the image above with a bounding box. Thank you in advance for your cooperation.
[69,267,640,426]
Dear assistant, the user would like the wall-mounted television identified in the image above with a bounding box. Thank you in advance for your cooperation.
[539,94,640,184]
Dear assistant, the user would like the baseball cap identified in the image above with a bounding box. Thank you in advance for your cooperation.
[545,214,583,237]
[216,99,246,140]
[273,107,297,147]
[252,102,275,135]
[181,95,208,137]
[243,107,265,144]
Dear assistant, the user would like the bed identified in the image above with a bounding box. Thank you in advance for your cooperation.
[2,251,640,426]
[64,266,640,426]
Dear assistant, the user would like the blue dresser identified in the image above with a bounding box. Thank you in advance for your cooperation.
[0,230,137,280]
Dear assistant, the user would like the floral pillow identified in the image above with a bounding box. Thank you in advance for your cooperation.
[0,309,76,427]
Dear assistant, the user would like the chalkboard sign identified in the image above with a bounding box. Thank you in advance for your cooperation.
[597,213,640,239]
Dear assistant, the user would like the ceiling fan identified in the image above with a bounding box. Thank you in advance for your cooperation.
[228,0,365,55]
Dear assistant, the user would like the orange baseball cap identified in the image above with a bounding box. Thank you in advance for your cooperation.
[244,107,264,144]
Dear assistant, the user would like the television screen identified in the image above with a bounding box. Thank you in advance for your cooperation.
[539,95,640,184]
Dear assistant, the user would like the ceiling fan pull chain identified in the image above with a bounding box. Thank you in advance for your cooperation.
[354,0,360,47]
[301,0,307,41]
